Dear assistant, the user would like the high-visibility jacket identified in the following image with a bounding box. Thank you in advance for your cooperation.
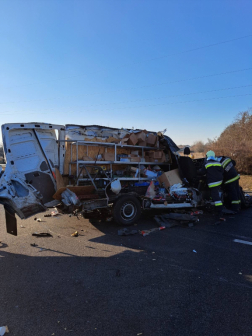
[218,156,240,184]
[199,158,224,188]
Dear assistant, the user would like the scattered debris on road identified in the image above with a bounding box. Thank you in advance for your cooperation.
[118,228,138,236]
[154,213,198,228]
[154,215,178,228]
[51,208,60,216]
[141,228,161,236]
[32,232,53,238]
[71,231,79,237]
[0,326,9,335]
[190,210,203,215]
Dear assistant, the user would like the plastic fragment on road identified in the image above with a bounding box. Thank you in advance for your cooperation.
[0,326,9,335]
[140,228,159,236]
[51,208,59,216]
[140,225,168,237]
[32,232,53,237]
[71,231,79,237]
[193,250,197,253]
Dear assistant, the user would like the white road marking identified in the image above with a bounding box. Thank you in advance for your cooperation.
[233,239,252,246]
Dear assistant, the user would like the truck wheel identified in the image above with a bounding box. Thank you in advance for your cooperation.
[113,195,141,226]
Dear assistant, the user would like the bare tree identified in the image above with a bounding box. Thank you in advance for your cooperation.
[212,110,252,174]
[191,141,205,153]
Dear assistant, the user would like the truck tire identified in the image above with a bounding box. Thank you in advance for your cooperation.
[113,195,141,226]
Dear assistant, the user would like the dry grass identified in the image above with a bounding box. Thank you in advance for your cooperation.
[239,175,252,191]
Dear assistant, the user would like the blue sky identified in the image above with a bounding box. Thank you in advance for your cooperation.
[0,0,251,145]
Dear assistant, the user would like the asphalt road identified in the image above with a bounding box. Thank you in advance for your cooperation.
[0,206,252,336]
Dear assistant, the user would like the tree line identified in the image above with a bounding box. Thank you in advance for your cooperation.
[191,110,252,174]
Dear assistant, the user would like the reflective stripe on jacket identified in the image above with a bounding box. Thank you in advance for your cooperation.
[224,174,240,184]
[208,180,223,188]
[221,157,232,168]
[199,158,224,187]
[218,156,239,183]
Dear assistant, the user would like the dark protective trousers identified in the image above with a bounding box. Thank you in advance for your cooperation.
[225,180,241,211]
[210,185,223,213]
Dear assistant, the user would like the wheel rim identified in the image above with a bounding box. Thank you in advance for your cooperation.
[120,202,136,221]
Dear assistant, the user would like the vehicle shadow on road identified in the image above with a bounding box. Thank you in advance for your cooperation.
[1,236,252,336]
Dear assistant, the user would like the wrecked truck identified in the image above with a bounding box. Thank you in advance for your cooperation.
[0,122,227,235]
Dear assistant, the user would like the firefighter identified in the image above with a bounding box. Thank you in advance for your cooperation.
[218,156,240,211]
[198,150,224,215]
